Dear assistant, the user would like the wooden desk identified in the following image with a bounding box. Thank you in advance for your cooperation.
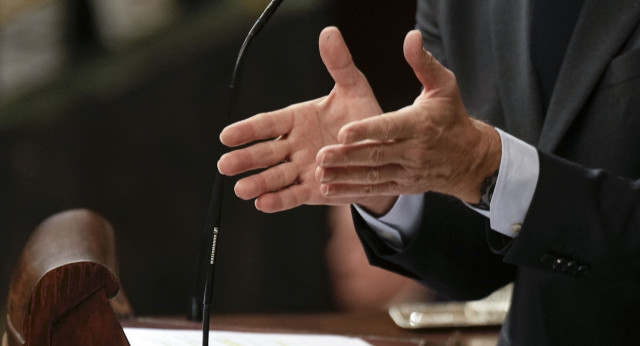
[123,310,500,346]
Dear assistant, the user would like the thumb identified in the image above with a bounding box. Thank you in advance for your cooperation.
[319,26,366,88]
[403,30,453,93]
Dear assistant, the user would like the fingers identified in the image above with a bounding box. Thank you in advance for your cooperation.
[320,182,401,198]
[319,26,367,89]
[254,184,310,213]
[218,138,290,176]
[317,139,418,168]
[315,139,427,188]
[220,106,296,147]
[316,164,407,185]
[337,106,424,144]
[403,29,453,93]
[233,161,299,200]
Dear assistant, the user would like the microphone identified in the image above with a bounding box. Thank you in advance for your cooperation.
[194,1,284,345]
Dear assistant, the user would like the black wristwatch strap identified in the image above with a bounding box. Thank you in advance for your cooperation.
[469,170,499,211]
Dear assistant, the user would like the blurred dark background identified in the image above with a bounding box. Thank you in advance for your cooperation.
[0,0,419,326]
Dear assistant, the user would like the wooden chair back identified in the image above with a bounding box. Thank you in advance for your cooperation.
[3,209,130,346]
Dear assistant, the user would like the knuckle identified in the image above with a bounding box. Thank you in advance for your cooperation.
[271,164,291,190]
[442,69,459,91]
[369,146,384,164]
[410,172,423,185]
[367,168,380,183]
[265,141,278,157]
[417,152,432,169]
[419,118,441,138]
[446,66,457,79]
[414,117,431,133]
[399,168,420,185]
[278,169,290,188]
[425,51,436,66]
[389,182,403,195]
[404,145,429,167]
[380,115,401,140]
[384,118,395,138]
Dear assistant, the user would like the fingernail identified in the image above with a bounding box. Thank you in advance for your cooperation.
[338,127,357,144]
[219,128,229,145]
[337,130,349,144]
[320,152,335,166]
[218,153,229,170]
[320,169,335,183]
[254,199,261,211]
[217,155,227,174]
[315,166,323,182]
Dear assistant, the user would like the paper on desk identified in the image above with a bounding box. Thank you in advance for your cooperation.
[124,327,372,346]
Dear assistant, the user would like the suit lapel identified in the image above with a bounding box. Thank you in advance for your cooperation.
[538,0,640,152]
[490,0,544,146]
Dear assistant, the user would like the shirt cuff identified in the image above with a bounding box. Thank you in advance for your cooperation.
[353,194,425,250]
[488,128,540,237]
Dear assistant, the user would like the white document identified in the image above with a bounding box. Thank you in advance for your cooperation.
[124,327,373,346]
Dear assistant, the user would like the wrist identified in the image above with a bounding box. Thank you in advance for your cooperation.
[462,120,502,205]
[469,170,499,210]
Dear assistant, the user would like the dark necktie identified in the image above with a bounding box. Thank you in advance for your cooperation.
[530,0,586,112]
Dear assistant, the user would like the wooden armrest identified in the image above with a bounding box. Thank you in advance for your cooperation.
[3,209,130,345]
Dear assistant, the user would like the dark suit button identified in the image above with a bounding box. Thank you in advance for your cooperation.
[563,260,577,273]
[576,265,589,275]
[553,257,566,270]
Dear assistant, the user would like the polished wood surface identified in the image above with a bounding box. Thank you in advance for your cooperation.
[124,310,500,346]
[3,209,130,346]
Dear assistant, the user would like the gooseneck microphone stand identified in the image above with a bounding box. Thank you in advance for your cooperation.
[197,1,284,345]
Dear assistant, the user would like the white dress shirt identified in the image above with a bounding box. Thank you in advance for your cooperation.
[354,128,539,250]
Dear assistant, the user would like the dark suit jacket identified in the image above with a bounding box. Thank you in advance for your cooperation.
[353,1,640,344]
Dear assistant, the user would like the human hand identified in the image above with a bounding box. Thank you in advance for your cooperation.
[315,29,502,212]
[218,27,393,212]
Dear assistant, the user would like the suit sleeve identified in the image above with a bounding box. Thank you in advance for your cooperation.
[503,151,640,284]
[352,193,516,301]
[352,149,640,304]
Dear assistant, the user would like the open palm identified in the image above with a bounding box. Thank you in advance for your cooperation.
[218,27,383,212]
